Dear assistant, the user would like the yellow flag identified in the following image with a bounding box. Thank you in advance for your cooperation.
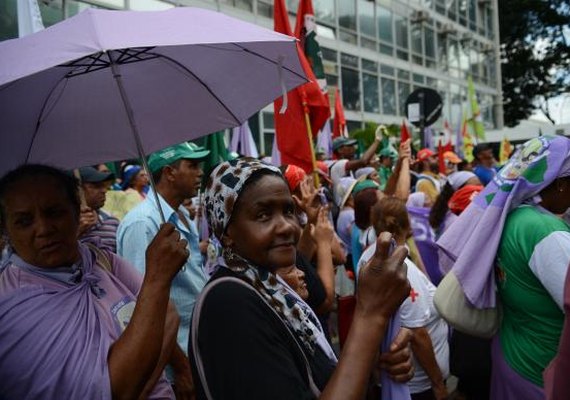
[499,136,513,165]
[461,111,474,163]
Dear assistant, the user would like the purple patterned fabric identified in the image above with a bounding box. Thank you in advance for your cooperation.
[381,313,412,400]
[407,205,442,285]
[0,243,174,399]
[438,136,570,308]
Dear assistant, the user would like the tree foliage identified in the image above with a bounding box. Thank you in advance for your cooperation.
[499,0,570,126]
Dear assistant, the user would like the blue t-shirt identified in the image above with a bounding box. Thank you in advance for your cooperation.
[473,165,496,186]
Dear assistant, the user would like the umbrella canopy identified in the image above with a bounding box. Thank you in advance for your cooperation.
[0,7,307,175]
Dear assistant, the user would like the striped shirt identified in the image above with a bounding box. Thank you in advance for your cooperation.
[80,210,119,253]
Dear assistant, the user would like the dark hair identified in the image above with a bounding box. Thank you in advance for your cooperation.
[428,182,455,230]
[354,188,379,230]
[151,159,183,184]
[0,164,80,230]
[371,197,410,239]
[473,143,492,160]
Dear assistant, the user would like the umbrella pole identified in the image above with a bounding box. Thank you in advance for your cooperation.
[109,56,166,223]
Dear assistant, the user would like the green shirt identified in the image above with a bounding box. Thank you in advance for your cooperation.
[497,206,569,386]
[378,165,392,191]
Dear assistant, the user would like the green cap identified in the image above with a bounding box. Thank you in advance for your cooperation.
[148,142,210,173]
[352,179,379,196]
[379,147,397,159]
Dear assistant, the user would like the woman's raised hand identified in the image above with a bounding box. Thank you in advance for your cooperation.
[310,206,334,245]
[357,232,410,323]
[145,223,189,283]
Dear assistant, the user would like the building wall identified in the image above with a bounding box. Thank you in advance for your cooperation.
[1,0,504,155]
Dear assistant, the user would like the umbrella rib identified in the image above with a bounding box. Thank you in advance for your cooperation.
[152,52,241,126]
[25,75,70,163]
[231,43,308,82]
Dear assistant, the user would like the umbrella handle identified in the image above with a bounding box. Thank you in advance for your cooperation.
[109,53,166,223]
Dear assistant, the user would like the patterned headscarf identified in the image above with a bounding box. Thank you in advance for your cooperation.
[438,136,570,308]
[204,158,336,361]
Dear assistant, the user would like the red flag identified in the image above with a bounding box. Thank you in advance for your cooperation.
[294,0,314,41]
[333,88,346,138]
[438,141,446,174]
[443,120,454,152]
[274,0,330,172]
[401,120,410,143]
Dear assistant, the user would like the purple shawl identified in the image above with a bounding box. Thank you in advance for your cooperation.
[437,136,570,308]
[0,244,116,399]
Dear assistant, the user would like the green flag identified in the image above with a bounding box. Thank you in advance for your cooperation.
[467,75,486,140]
[197,131,230,180]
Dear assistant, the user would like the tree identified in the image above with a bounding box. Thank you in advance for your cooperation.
[499,0,570,126]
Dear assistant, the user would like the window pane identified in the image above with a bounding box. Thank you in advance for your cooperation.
[321,47,338,62]
[341,68,361,111]
[398,81,411,116]
[413,74,425,84]
[425,27,435,58]
[358,0,375,37]
[264,132,274,156]
[361,37,377,51]
[411,25,422,54]
[263,112,275,129]
[314,0,335,25]
[362,59,378,73]
[382,78,396,115]
[380,44,394,56]
[377,6,393,43]
[339,30,357,44]
[339,0,356,31]
[341,53,359,68]
[395,14,408,48]
[380,65,395,76]
[398,70,410,80]
[363,73,379,113]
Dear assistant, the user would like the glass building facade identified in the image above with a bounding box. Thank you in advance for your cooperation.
[1,0,503,155]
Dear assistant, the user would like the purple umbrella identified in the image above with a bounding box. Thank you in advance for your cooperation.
[0,7,306,176]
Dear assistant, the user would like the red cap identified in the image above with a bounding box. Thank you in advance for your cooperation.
[417,148,435,162]
[283,164,306,192]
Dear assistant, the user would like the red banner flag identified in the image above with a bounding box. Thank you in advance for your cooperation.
[438,141,446,174]
[333,88,346,138]
[274,0,329,172]
[401,120,410,143]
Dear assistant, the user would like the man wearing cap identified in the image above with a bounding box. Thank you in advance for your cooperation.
[77,166,120,253]
[415,148,442,204]
[472,143,497,186]
[378,147,397,191]
[443,151,462,176]
[117,142,210,397]
[329,130,383,188]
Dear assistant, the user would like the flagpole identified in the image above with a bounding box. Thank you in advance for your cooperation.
[301,94,320,188]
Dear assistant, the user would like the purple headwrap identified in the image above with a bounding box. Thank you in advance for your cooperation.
[438,136,570,308]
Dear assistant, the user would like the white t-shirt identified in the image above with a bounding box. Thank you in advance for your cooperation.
[330,159,350,188]
[358,245,450,394]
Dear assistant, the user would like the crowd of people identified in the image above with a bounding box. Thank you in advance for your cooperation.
[0,131,569,400]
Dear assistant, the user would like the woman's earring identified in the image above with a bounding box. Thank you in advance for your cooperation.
[223,247,235,261]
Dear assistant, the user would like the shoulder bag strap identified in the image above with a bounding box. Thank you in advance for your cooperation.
[85,243,113,273]
[191,276,321,400]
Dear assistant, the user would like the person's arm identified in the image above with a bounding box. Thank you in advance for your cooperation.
[410,327,448,400]
[138,301,180,399]
[320,233,411,400]
[384,139,411,199]
[311,207,336,314]
[108,224,188,400]
[330,233,347,266]
[345,137,382,172]
[169,344,195,400]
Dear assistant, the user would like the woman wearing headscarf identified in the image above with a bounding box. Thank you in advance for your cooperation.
[121,164,149,200]
[191,158,412,399]
[0,164,186,399]
[438,136,570,400]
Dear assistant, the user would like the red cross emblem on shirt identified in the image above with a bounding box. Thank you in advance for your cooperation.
[410,288,419,302]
